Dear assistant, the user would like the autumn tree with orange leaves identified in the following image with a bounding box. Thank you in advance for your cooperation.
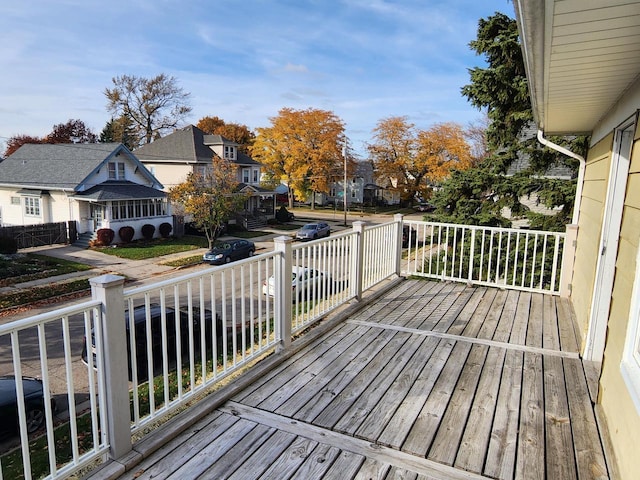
[368,117,472,204]
[169,156,247,249]
[197,116,255,154]
[251,108,348,208]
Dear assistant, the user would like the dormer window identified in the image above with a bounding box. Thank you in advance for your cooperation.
[224,145,236,160]
[108,162,125,180]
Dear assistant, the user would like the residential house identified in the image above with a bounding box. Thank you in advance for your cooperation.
[134,125,275,228]
[515,2,640,477]
[328,161,400,207]
[0,143,171,244]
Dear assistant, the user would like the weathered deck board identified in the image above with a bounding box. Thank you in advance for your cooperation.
[111,280,609,480]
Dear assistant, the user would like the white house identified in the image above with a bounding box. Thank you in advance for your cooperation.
[0,143,171,243]
[134,125,276,227]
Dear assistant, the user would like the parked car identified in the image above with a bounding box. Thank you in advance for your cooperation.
[295,223,331,241]
[262,266,331,301]
[82,303,228,380]
[414,202,435,212]
[0,376,55,436]
[203,239,255,265]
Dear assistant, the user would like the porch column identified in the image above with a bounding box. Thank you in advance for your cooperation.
[90,274,132,460]
[560,224,578,298]
[394,214,404,277]
[273,236,293,352]
[352,221,366,301]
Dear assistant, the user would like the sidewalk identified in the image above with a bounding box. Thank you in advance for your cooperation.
[2,211,410,317]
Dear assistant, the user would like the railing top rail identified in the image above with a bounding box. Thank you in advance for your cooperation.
[0,299,102,335]
[291,229,355,252]
[405,220,566,238]
[124,250,279,297]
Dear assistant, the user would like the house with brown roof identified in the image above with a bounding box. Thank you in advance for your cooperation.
[515,2,640,477]
[134,125,276,228]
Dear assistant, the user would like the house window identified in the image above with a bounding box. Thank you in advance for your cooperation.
[252,169,259,183]
[224,146,236,160]
[24,197,41,216]
[622,246,640,415]
[108,162,125,179]
[242,168,250,183]
[11,196,20,205]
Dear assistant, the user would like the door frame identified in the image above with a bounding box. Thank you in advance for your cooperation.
[584,118,636,362]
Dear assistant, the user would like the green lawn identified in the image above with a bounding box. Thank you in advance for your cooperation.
[95,235,209,260]
[0,254,91,287]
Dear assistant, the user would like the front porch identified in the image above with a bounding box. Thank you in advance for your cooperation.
[101,279,608,479]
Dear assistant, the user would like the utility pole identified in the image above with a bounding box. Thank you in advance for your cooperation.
[342,142,347,227]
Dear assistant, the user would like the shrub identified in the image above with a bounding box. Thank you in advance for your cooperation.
[0,236,18,254]
[141,224,156,240]
[96,228,115,246]
[159,222,173,238]
[119,226,135,243]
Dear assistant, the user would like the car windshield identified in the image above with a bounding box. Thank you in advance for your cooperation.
[301,225,317,230]
[213,242,231,250]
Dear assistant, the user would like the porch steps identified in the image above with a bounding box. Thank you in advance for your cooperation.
[73,232,96,248]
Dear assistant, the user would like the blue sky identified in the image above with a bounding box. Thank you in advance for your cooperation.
[0,0,513,156]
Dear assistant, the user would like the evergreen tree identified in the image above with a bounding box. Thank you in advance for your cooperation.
[432,12,588,230]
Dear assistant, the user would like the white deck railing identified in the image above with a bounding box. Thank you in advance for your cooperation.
[403,220,565,295]
[0,217,567,479]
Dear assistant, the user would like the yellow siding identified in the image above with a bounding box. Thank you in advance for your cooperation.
[571,134,613,340]
[598,126,640,480]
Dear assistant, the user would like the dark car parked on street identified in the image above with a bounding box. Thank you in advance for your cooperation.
[81,303,239,380]
[203,239,255,265]
[0,376,55,436]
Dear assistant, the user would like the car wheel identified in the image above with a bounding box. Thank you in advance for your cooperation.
[225,256,231,264]
[248,249,255,257]
[25,406,45,433]
[313,233,318,239]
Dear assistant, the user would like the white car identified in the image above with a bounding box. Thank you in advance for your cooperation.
[262,266,330,300]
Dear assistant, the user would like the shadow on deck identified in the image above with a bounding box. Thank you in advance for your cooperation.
[95,279,609,480]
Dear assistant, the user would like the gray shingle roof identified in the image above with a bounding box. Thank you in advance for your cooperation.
[134,125,214,163]
[73,181,166,201]
[0,143,123,189]
[135,125,262,167]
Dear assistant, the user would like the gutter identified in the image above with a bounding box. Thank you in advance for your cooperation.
[536,130,586,225]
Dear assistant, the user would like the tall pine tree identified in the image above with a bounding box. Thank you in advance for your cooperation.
[432,12,588,231]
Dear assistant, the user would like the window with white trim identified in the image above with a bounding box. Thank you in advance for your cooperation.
[252,169,259,183]
[108,162,125,179]
[24,197,41,216]
[224,145,236,160]
[622,245,640,414]
[242,168,250,183]
[10,197,20,205]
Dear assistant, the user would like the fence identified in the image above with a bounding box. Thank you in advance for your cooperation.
[0,221,75,249]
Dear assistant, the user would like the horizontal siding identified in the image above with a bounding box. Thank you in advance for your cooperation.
[599,124,640,480]
[572,136,612,340]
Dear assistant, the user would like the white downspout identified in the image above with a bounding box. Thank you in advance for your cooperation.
[536,130,586,298]
[536,130,585,225]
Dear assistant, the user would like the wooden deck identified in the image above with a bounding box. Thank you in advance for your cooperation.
[111,280,609,480]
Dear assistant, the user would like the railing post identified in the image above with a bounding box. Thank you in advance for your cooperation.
[394,214,404,276]
[89,274,131,460]
[560,224,578,297]
[352,221,366,301]
[273,236,293,352]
